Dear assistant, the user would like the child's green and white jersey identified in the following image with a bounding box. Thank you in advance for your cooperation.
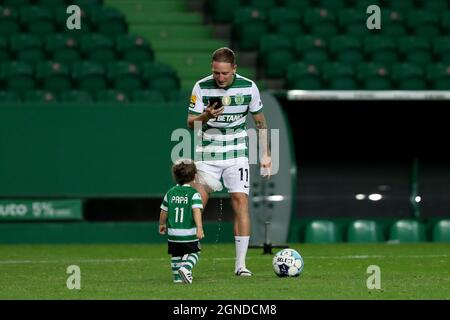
[188,74,263,163]
[160,184,203,242]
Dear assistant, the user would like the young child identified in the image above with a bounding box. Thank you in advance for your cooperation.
[159,158,204,284]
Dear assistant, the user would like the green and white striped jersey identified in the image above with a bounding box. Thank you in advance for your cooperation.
[189,74,263,163]
[160,184,203,243]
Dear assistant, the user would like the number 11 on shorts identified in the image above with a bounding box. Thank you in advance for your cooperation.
[239,168,248,181]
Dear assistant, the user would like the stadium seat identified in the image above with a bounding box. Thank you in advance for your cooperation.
[107,61,142,94]
[3,0,32,7]
[347,220,384,243]
[286,62,322,90]
[329,35,363,64]
[432,219,450,242]
[0,37,9,63]
[36,61,72,93]
[90,6,127,37]
[10,34,45,65]
[96,90,129,103]
[59,89,94,103]
[364,35,398,65]
[391,63,426,90]
[268,8,302,38]
[381,10,407,36]
[389,220,426,243]
[36,0,69,10]
[323,62,357,90]
[338,8,367,37]
[259,34,294,78]
[115,34,154,65]
[303,8,338,37]
[305,220,341,243]
[20,6,55,35]
[81,34,116,65]
[398,36,432,67]
[283,0,311,12]
[249,0,277,14]
[1,61,35,93]
[233,7,269,50]
[406,10,440,37]
[433,37,450,63]
[141,61,179,94]
[385,0,416,10]
[71,61,107,93]
[418,0,448,12]
[442,12,450,34]
[351,0,382,9]
[45,34,81,65]
[207,0,240,23]
[357,62,391,90]
[24,90,57,103]
[427,64,450,90]
[293,35,329,64]
[0,6,20,37]
[317,0,346,10]
[132,90,165,103]
[0,91,21,103]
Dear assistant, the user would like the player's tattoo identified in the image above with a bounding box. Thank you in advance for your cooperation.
[255,118,270,156]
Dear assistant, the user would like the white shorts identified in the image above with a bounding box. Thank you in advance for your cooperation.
[196,158,250,195]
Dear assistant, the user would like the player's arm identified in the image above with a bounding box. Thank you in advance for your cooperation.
[159,209,168,235]
[187,84,224,129]
[252,112,272,178]
[192,208,204,240]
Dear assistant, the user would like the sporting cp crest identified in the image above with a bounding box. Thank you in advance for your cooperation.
[221,95,232,106]
[235,93,244,105]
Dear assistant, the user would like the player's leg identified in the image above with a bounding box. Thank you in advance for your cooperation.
[193,161,223,207]
[223,159,252,276]
[171,256,183,283]
[178,253,194,284]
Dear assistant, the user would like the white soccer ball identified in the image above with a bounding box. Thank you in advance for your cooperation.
[272,248,304,277]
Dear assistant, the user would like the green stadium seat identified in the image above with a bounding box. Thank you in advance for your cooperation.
[286,62,322,90]
[0,91,21,103]
[398,36,432,67]
[233,7,269,50]
[96,89,129,103]
[141,61,179,95]
[442,12,450,34]
[268,8,302,38]
[0,7,20,37]
[90,6,127,37]
[132,90,165,103]
[347,220,384,243]
[406,10,440,37]
[107,61,142,94]
[115,34,154,65]
[59,89,94,103]
[426,64,450,90]
[36,61,72,93]
[392,63,426,90]
[20,6,55,35]
[385,0,416,10]
[305,220,341,243]
[3,0,32,7]
[207,0,240,23]
[338,8,366,36]
[303,8,338,38]
[417,0,448,12]
[24,90,57,103]
[380,10,407,37]
[364,35,398,65]
[351,0,382,9]
[357,62,391,90]
[389,220,426,243]
[249,0,277,14]
[72,61,107,93]
[432,219,450,242]
[294,35,329,64]
[10,34,45,65]
[0,37,9,63]
[81,33,116,65]
[259,34,293,78]
[1,61,35,93]
[283,0,311,12]
[72,0,103,7]
[36,0,68,11]
[323,62,357,90]
[433,37,450,63]
[329,35,363,64]
[45,34,81,65]
[317,0,346,10]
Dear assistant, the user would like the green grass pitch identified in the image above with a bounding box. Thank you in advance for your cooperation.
[0,243,449,299]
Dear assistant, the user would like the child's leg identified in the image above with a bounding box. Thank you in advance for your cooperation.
[181,252,200,271]
[171,256,182,283]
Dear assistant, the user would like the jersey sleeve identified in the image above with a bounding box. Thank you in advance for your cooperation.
[160,193,168,212]
[249,82,263,114]
[191,192,203,210]
[188,82,204,115]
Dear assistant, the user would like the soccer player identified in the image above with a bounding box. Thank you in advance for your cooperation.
[187,47,271,276]
[159,159,204,284]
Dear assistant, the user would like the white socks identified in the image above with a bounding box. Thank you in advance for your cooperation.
[235,236,250,271]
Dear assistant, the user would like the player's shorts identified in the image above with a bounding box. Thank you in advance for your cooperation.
[168,240,200,256]
[196,158,250,195]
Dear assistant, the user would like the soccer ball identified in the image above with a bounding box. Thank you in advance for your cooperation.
[272,248,304,277]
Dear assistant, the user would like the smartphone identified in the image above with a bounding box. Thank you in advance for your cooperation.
[208,97,222,109]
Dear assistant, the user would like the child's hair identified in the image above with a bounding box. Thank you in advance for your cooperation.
[172,158,197,185]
